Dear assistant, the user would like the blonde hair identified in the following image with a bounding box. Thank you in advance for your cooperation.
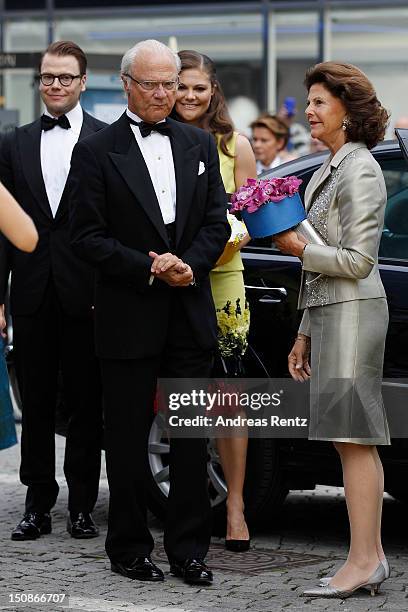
[250,114,290,148]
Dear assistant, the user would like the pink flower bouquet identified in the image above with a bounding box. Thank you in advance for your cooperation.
[230,175,307,239]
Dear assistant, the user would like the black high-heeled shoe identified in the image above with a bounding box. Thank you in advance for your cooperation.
[225,538,250,552]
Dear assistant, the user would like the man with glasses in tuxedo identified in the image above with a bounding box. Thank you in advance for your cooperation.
[69,39,229,584]
[0,41,106,542]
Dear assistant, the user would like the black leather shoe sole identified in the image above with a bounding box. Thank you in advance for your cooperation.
[170,564,213,585]
[67,525,99,539]
[111,562,164,582]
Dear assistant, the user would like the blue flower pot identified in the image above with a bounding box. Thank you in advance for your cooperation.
[241,192,306,238]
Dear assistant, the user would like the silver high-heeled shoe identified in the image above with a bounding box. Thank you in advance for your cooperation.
[319,557,390,588]
[301,562,386,599]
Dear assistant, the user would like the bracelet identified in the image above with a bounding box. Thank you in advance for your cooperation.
[296,335,310,342]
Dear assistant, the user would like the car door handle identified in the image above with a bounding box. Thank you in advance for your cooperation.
[244,286,287,304]
[245,285,287,295]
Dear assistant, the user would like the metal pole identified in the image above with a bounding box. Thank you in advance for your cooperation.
[317,0,325,63]
[46,0,55,45]
[267,9,277,113]
[0,0,4,53]
[0,0,4,103]
[261,0,269,112]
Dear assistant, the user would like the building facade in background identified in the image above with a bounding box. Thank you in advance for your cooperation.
[0,0,407,138]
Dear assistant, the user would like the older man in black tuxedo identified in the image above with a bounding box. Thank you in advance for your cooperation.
[69,39,229,584]
[0,41,105,542]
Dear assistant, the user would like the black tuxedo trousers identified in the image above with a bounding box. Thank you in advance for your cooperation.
[101,294,213,565]
[13,279,103,514]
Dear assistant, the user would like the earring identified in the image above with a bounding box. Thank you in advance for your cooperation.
[342,118,349,131]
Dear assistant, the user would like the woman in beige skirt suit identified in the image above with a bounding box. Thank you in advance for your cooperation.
[274,62,391,599]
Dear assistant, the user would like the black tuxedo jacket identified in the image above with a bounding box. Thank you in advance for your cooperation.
[0,110,107,316]
[69,113,230,359]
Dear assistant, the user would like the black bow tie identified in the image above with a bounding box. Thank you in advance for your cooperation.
[41,114,71,132]
[127,116,171,138]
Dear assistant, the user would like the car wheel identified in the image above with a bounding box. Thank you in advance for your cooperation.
[147,411,228,525]
[147,412,288,533]
[243,437,288,529]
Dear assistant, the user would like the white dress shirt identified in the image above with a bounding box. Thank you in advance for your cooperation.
[126,109,176,225]
[40,102,83,217]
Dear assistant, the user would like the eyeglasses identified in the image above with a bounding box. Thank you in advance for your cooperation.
[124,74,179,91]
[38,73,83,87]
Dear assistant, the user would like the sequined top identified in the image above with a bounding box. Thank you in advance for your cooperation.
[305,151,357,308]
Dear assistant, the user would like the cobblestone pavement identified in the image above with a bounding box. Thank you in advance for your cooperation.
[0,427,407,612]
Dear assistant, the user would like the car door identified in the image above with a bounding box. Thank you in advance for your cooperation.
[376,153,408,379]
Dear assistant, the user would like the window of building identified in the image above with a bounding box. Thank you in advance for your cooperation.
[328,8,408,140]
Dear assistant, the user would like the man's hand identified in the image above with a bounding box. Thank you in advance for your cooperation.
[0,304,6,338]
[149,251,194,287]
[149,251,187,274]
[156,264,194,287]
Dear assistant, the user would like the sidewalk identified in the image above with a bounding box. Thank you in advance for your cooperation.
[0,427,406,611]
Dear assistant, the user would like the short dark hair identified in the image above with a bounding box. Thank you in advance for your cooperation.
[304,62,389,150]
[39,41,87,75]
[250,114,289,149]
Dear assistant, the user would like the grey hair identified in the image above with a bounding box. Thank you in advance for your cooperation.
[121,39,181,78]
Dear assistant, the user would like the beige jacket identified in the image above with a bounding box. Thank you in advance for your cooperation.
[298,141,386,337]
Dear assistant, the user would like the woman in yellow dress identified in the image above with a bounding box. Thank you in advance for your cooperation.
[173,49,257,550]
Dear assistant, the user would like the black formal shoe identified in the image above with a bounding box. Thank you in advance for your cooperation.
[111,557,164,582]
[11,512,52,541]
[170,558,213,585]
[67,513,99,539]
[225,538,250,552]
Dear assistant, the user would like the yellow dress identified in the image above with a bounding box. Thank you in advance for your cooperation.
[210,133,250,361]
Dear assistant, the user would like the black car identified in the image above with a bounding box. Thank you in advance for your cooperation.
[8,138,408,531]
[146,138,408,532]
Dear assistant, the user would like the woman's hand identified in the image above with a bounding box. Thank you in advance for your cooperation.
[236,232,251,251]
[288,334,311,382]
[274,230,308,259]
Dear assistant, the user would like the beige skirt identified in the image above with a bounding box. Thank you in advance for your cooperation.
[308,298,390,445]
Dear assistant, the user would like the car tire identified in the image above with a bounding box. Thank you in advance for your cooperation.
[147,412,288,534]
[211,437,289,535]
[146,411,228,524]
[243,437,288,528]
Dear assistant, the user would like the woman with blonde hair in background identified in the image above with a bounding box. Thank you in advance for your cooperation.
[250,114,294,174]
[173,49,256,551]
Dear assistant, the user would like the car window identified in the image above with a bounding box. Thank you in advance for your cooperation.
[379,158,408,261]
[244,155,408,261]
